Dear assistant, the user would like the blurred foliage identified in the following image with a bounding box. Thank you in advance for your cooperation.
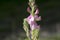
[0,0,60,40]
[0,0,60,32]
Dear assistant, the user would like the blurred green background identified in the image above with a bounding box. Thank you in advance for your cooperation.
[0,0,60,40]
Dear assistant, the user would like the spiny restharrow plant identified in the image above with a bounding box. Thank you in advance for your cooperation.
[23,0,41,40]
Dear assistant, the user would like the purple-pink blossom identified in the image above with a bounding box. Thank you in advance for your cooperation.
[26,7,41,30]
[26,15,40,30]
[27,7,31,13]
[35,8,39,14]
[34,15,41,21]
[30,21,40,30]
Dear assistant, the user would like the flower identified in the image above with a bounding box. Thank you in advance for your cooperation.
[35,8,39,14]
[30,21,40,30]
[26,14,40,30]
[27,7,31,13]
[34,15,41,21]
[27,14,34,24]
[26,5,41,30]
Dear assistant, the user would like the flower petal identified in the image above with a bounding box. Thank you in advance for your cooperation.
[35,8,39,14]
[30,21,40,30]
[27,15,34,24]
[34,15,41,21]
[27,7,31,13]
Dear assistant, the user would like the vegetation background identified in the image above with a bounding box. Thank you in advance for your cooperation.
[0,0,60,40]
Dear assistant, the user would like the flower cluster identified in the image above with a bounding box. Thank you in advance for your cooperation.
[27,8,41,30]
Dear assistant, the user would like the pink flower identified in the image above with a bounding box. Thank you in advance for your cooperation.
[35,8,39,14]
[34,15,41,21]
[27,14,34,24]
[26,14,40,30]
[26,7,41,30]
[30,21,40,30]
[27,7,31,13]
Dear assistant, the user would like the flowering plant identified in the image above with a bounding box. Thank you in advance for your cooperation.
[23,0,41,40]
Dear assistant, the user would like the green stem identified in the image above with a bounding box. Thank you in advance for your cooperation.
[31,6,35,16]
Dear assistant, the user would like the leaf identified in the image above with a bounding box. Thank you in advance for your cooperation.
[31,29,39,40]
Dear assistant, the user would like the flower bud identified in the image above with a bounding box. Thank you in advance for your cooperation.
[35,8,39,14]
[27,7,31,13]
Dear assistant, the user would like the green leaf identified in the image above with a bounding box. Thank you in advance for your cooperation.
[31,29,39,40]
